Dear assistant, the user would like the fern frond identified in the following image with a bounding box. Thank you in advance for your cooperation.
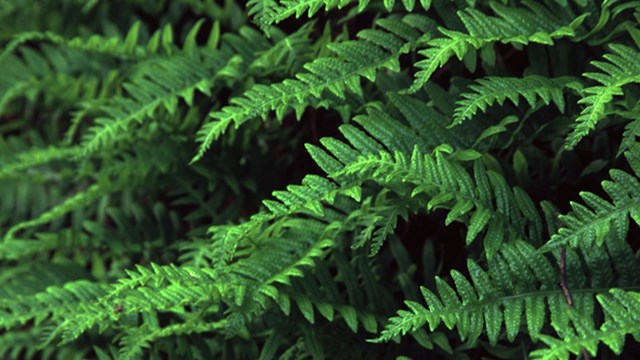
[530,290,640,360]
[3,183,103,240]
[247,0,432,29]
[0,327,43,360]
[374,238,640,346]
[410,1,588,92]
[540,143,640,251]
[452,76,583,126]
[565,44,640,149]
[0,280,106,330]
[54,218,334,345]
[193,15,437,161]
[0,146,79,180]
[80,54,226,155]
[333,146,543,256]
[118,321,227,360]
[0,46,105,115]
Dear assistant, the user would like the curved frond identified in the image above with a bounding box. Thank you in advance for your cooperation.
[193,15,437,161]
[540,142,640,251]
[565,44,640,149]
[410,1,587,92]
[452,76,583,126]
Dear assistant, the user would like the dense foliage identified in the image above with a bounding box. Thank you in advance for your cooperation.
[1,0,639,359]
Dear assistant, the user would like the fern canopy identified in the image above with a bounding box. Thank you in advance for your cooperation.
[1,0,640,359]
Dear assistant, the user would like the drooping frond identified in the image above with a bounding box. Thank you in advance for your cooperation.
[193,15,437,161]
[565,43,640,149]
[539,142,640,251]
[452,76,583,126]
[410,1,587,92]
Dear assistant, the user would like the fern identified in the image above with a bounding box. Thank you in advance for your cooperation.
[452,76,583,126]
[375,237,640,349]
[2,0,640,358]
[565,43,640,149]
[247,0,432,29]
[193,15,436,161]
[410,1,588,92]
[531,290,640,359]
[540,142,640,251]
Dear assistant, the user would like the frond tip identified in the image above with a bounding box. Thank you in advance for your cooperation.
[565,44,640,149]
[540,143,640,251]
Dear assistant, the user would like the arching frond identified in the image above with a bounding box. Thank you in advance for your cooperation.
[247,0,432,29]
[193,15,437,161]
[410,1,587,92]
[565,43,640,149]
[540,142,640,251]
[452,76,583,126]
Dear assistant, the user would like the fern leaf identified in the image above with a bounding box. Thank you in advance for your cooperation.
[193,15,437,161]
[374,239,640,347]
[335,146,541,256]
[565,44,640,149]
[452,76,582,125]
[530,290,640,359]
[540,143,640,251]
[247,0,432,29]
[82,55,226,155]
[0,280,106,330]
[0,146,79,180]
[410,2,587,92]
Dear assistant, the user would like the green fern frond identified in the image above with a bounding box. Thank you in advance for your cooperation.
[410,1,588,92]
[247,0,432,29]
[80,55,226,155]
[1,21,147,61]
[565,44,640,149]
[118,321,227,360]
[0,146,79,180]
[0,46,105,115]
[333,146,543,256]
[193,15,437,161]
[530,290,640,360]
[0,327,44,360]
[3,183,103,240]
[539,143,640,251]
[374,238,640,347]
[452,76,583,126]
[0,280,106,330]
[53,218,334,345]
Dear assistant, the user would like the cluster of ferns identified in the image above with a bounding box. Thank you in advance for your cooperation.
[0,0,639,359]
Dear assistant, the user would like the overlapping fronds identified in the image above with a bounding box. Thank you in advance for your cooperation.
[374,237,640,351]
[410,1,588,92]
[531,290,640,359]
[193,15,437,161]
[2,0,640,358]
